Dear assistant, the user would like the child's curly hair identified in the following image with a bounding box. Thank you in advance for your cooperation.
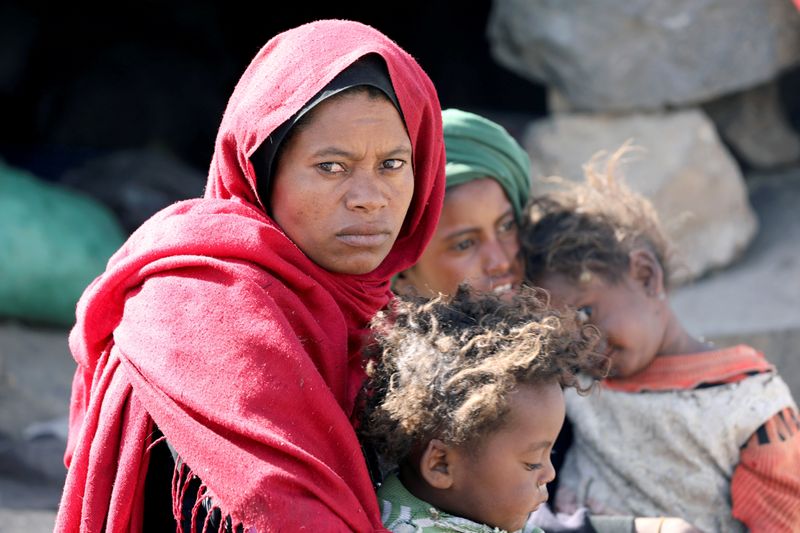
[522,144,674,288]
[359,286,607,466]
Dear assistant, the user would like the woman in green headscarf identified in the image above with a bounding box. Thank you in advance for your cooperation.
[390,108,699,533]
[394,108,530,298]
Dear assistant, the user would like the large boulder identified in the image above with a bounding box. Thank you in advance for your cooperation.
[524,109,758,284]
[703,80,800,170]
[488,0,800,112]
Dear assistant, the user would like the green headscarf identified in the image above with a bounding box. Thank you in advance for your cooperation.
[442,108,531,220]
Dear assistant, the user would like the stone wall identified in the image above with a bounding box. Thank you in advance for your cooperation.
[489,0,800,283]
[488,0,800,395]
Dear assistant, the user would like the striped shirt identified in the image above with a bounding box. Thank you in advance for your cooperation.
[377,472,544,533]
[558,345,800,532]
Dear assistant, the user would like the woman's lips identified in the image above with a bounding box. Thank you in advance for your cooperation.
[336,226,391,248]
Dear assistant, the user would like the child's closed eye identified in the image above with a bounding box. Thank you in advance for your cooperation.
[524,463,543,471]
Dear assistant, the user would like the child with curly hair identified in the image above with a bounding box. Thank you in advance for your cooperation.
[521,148,800,532]
[359,286,608,533]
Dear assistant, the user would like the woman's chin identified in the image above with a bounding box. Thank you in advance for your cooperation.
[315,251,389,275]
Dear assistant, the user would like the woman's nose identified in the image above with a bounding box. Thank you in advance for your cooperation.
[345,170,388,212]
[484,240,513,277]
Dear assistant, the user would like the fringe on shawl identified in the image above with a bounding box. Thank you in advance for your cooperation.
[169,452,250,533]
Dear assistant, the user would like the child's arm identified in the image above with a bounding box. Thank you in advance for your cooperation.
[731,406,800,531]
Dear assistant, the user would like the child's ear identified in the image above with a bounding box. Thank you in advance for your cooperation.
[418,439,454,489]
[628,248,665,298]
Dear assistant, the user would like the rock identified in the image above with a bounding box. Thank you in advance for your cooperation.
[671,167,800,400]
[524,109,758,284]
[546,88,573,114]
[0,323,73,441]
[23,416,69,442]
[0,433,66,488]
[0,320,73,526]
[61,147,206,234]
[488,0,800,112]
[0,509,57,531]
[704,80,800,170]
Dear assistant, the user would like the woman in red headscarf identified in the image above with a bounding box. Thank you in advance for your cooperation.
[56,19,445,532]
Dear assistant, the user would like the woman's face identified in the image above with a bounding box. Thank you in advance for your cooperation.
[270,91,414,275]
[398,178,522,297]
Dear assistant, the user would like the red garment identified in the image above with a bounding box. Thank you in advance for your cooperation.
[605,345,800,532]
[733,405,800,532]
[56,19,445,533]
[603,344,774,392]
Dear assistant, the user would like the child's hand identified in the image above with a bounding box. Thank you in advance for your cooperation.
[634,517,703,533]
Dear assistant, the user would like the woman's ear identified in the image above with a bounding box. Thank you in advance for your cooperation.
[628,248,665,299]
[418,439,454,489]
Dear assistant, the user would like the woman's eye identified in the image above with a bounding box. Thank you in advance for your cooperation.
[381,159,405,170]
[577,306,593,323]
[498,218,517,234]
[318,162,345,173]
[452,239,476,252]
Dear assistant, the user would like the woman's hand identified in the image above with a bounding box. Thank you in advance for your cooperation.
[634,517,703,533]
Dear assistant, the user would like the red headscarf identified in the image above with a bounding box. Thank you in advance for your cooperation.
[56,19,445,532]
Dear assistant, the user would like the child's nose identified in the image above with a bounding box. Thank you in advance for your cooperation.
[542,460,557,485]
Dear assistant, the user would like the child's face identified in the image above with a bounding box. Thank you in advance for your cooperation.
[447,381,564,532]
[537,271,664,378]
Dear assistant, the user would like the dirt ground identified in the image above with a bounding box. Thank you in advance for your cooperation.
[0,322,72,532]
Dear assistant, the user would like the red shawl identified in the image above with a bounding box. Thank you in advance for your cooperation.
[56,19,445,532]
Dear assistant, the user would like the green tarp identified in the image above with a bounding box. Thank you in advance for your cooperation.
[0,160,126,326]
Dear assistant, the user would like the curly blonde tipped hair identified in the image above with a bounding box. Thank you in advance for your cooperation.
[359,285,607,466]
[522,143,674,288]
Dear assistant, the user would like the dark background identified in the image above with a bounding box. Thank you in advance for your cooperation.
[0,1,548,182]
